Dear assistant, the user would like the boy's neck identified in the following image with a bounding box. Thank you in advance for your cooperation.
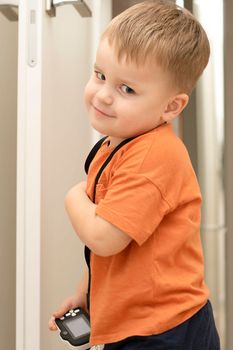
[107,136,126,148]
[107,122,168,148]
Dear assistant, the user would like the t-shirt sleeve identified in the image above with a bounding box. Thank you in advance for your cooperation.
[95,172,171,246]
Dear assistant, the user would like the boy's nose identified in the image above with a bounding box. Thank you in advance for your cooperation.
[96,86,113,105]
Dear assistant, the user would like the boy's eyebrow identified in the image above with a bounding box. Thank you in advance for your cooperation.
[93,63,102,70]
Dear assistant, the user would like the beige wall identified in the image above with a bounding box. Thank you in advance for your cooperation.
[0,13,17,350]
[41,4,92,350]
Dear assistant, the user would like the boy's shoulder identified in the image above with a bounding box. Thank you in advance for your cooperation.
[116,123,191,172]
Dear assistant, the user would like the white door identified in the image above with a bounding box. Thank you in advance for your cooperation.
[0,1,111,350]
[0,4,18,350]
[40,3,112,349]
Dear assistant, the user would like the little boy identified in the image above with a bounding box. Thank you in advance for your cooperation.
[49,1,220,349]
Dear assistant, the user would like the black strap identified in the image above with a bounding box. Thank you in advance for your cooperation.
[92,137,136,202]
[84,136,108,175]
[84,136,136,311]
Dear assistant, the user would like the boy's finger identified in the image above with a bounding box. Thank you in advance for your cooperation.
[53,307,69,319]
[53,300,74,318]
[48,316,58,331]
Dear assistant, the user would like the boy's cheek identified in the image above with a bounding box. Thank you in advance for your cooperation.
[83,81,94,106]
[83,86,90,106]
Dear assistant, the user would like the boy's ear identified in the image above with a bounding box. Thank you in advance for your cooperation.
[162,93,189,122]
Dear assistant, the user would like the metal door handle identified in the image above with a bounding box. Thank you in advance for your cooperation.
[0,0,18,21]
[46,0,92,17]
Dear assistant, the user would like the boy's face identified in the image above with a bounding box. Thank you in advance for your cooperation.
[84,38,177,145]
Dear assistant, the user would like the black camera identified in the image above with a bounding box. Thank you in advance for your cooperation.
[55,307,90,349]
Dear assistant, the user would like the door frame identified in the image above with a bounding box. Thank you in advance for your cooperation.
[16,0,42,349]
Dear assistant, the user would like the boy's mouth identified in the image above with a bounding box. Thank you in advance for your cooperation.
[92,105,115,118]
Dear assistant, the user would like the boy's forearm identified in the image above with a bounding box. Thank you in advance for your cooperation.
[76,269,89,311]
[65,181,132,256]
[65,182,100,252]
[76,269,88,295]
[65,181,120,256]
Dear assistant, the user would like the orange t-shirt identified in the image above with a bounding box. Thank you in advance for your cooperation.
[86,123,209,345]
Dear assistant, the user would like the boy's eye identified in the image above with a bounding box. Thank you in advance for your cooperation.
[95,71,105,81]
[121,84,135,94]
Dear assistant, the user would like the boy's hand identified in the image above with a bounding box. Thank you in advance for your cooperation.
[48,294,87,331]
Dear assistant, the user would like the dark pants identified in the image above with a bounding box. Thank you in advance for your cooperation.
[104,301,220,350]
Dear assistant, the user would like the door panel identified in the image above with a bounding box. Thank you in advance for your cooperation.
[40,1,111,349]
[41,4,91,350]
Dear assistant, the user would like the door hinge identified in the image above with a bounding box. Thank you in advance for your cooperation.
[46,0,92,18]
[0,0,18,21]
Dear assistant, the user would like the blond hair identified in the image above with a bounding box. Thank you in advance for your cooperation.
[102,0,210,94]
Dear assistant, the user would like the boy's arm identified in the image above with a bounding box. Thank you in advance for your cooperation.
[65,181,132,257]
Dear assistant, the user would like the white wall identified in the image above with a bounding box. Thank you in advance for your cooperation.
[0,12,18,350]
